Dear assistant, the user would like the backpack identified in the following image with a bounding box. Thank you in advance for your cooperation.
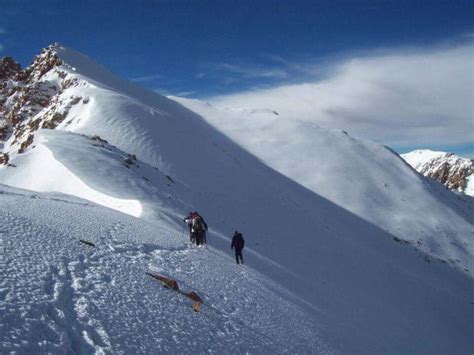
[233,232,243,246]
[192,217,203,232]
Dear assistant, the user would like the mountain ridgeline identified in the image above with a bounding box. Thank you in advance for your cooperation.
[1,44,473,353]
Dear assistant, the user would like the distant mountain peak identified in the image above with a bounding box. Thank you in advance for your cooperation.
[402,149,473,196]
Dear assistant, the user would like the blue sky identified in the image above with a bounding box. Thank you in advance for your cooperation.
[1,0,473,156]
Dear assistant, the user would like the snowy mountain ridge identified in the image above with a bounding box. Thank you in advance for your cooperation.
[1,44,473,353]
[402,149,473,196]
[174,96,474,272]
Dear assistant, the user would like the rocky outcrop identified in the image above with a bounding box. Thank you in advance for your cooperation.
[0,44,85,159]
[0,152,9,165]
[402,150,473,196]
[26,45,63,82]
[0,57,21,80]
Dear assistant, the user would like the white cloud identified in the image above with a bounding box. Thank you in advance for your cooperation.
[171,90,196,98]
[130,73,161,82]
[210,43,474,148]
[216,63,288,79]
[153,87,170,96]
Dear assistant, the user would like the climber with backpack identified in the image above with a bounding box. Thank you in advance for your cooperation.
[183,212,195,244]
[183,212,208,246]
[231,230,245,264]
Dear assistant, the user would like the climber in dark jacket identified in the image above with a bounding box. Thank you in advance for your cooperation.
[183,211,208,245]
[231,230,245,264]
[183,212,196,243]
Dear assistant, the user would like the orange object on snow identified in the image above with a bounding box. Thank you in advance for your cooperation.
[192,302,202,312]
[146,272,203,312]
[184,291,203,303]
[147,273,179,291]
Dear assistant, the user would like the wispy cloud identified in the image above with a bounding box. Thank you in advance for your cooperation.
[130,73,162,82]
[213,63,288,80]
[154,87,197,98]
[198,62,289,85]
[0,44,4,52]
[210,42,474,149]
[460,32,474,39]
[173,90,197,98]
[153,87,170,96]
[259,53,288,65]
[198,54,344,88]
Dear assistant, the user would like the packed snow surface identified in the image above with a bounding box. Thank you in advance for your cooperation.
[0,185,326,353]
[0,132,143,217]
[1,45,474,353]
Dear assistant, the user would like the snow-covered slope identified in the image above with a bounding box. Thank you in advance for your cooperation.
[402,149,474,196]
[174,98,474,273]
[1,45,474,353]
[0,185,325,353]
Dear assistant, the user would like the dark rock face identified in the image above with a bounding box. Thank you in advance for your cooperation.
[0,152,9,165]
[27,47,63,82]
[422,158,472,192]
[0,45,74,156]
[0,57,21,80]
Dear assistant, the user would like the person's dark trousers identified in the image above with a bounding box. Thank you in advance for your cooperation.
[235,249,243,264]
[196,233,203,246]
[190,234,195,244]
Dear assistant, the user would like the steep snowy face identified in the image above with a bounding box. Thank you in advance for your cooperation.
[174,97,474,274]
[402,149,474,196]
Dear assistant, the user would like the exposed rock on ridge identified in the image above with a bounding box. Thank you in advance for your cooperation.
[402,149,473,196]
[0,43,86,162]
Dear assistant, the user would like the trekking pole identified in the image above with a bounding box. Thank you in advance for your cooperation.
[181,220,187,240]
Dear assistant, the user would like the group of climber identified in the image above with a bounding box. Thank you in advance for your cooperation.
[183,211,245,264]
[183,211,208,247]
